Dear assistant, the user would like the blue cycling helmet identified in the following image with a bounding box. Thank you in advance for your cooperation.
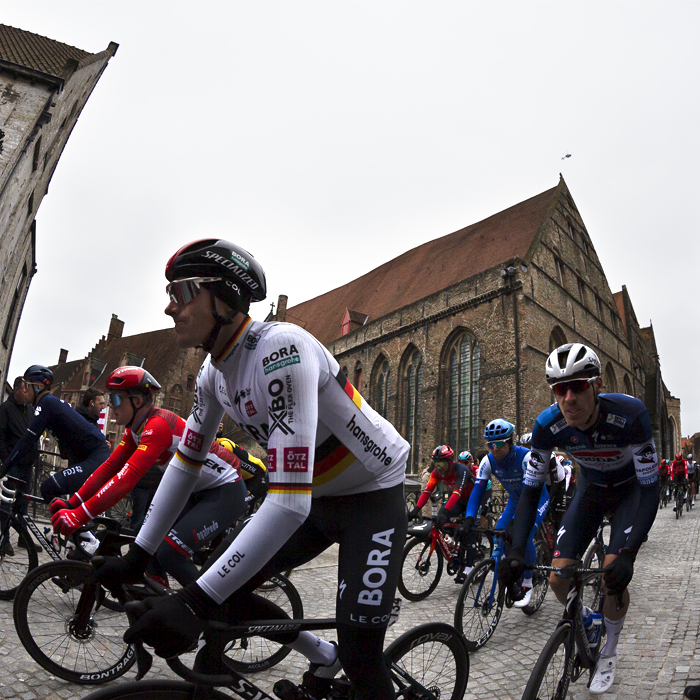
[484,419,515,441]
[23,364,53,387]
[457,450,473,463]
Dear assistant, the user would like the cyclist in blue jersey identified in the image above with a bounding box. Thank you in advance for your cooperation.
[0,366,111,502]
[458,419,559,608]
[499,343,660,695]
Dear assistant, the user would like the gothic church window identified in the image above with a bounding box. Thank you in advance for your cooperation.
[404,349,423,473]
[549,326,567,352]
[372,356,391,419]
[353,361,363,393]
[445,332,480,455]
[604,364,618,393]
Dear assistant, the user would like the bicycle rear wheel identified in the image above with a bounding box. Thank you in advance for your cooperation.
[385,622,469,700]
[223,573,303,673]
[521,622,573,700]
[454,558,502,651]
[398,536,443,602]
[0,518,37,600]
[79,680,230,700]
[13,560,135,684]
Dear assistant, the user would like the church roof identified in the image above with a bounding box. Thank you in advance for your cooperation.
[286,184,559,344]
[0,24,90,80]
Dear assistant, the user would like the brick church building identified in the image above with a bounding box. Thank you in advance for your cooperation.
[273,176,679,476]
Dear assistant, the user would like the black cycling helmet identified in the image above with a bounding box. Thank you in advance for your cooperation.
[23,365,53,387]
[165,239,267,312]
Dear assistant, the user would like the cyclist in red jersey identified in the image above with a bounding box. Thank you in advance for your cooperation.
[49,366,255,586]
[671,452,688,512]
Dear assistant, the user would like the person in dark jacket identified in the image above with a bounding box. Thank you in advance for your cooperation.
[76,388,106,428]
[0,378,38,538]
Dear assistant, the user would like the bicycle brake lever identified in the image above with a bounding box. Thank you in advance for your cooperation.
[133,642,153,681]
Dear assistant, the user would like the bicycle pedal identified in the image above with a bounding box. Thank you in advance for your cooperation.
[273,679,319,699]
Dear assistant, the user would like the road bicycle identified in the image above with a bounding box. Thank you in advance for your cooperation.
[0,474,106,599]
[673,480,687,519]
[78,600,470,700]
[399,517,493,601]
[453,526,551,651]
[520,563,621,700]
[659,480,671,509]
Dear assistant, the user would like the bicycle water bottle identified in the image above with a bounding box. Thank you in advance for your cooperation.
[583,612,602,648]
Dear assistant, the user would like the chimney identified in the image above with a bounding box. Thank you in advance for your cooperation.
[107,314,124,343]
[58,348,68,365]
[277,295,288,323]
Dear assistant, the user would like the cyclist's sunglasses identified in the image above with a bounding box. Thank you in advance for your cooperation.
[551,377,595,398]
[109,393,126,407]
[487,440,508,449]
[166,276,222,306]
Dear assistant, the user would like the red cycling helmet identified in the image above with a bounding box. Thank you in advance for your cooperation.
[431,445,455,462]
[675,452,683,461]
[107,366,161,397]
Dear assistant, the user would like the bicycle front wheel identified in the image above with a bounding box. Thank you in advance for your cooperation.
[454,558,502,651]
[385,622,469,700]
[13,560,135,684]
[521,622,573,700]
[79,680,230,700]
[522,535,551,616]
[398,537,443,602]
[223,573,303,673]
[0,519,38,600]
[581,539,605,612]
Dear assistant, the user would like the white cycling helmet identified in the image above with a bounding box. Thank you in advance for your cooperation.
[519,432,532,447]
[545,343,601,385]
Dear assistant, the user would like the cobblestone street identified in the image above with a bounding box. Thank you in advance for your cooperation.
[0,499,699,700]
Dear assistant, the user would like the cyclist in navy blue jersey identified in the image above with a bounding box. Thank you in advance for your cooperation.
[499,343,659,695]
[0,366,111,502]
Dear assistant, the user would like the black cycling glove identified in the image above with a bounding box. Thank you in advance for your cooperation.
[457,516,475,539]
[435,507,451,530]
[603,549,635,594]
[123,583,218,658]
[407,506,420,520]
[91,543,152,596]
[497,546,526,588]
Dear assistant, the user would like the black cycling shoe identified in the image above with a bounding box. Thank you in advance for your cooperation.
[1,540,14,557]
[685,685,700,699]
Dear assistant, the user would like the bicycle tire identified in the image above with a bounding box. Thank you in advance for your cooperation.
[398,536,443,602]
[13,559,135,684]
[256,569,293,591]
[522,535,551,616]
[454,557,502,651]
[0,518,38,600]
[521,622,574,700]
[222,573,303,673]
[78,680,230,700]
[384,622,469,700]
[581,539,606,612]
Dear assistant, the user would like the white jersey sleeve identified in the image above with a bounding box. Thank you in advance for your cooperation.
[135,359,225,554]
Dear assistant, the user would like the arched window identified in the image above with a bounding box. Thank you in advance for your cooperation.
[623,374,633,396]
[549,326,567,352]
[604,364,617,393]
[445,332,480,455]
[353,361,363,393]
[404,349,423,473]
[371,355,391,419]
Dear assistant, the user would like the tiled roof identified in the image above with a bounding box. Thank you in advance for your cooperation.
[0,24,90,79]
[286,184,558,344]
[52,327,204,393]
[51,358,84,388]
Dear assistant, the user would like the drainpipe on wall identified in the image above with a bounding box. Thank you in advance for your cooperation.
[501,266,521,435]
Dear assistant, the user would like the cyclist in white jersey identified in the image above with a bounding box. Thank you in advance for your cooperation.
[92,239,409,700]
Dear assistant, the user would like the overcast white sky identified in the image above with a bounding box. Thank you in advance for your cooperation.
[3,1,699,435]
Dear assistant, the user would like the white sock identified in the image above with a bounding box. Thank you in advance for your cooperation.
[288,633,337,666]
[581,604,593,618]
[522,575,533,589]
[602,615,625,658]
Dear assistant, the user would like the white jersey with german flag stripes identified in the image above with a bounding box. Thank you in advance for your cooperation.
[135,316,408,603]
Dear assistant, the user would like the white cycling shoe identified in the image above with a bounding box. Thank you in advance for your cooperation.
[589,654,617,694]
[513,586,533,608]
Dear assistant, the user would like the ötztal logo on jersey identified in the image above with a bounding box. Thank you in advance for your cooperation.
[284,447,309,472]
[268,448,277,471]
[184,429,205,451]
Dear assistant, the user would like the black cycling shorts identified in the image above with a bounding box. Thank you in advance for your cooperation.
[237,483,407,629]
[553,472,640,560]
